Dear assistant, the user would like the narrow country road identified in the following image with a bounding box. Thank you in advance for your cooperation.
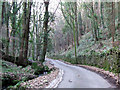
[46,58,112,88]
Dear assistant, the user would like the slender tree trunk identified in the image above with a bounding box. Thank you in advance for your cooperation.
[31,10,35,60]
[36,15,42,61]
[41,1,49,62]
[67,33,69,47]
[32,39,35,60]
[106,2,115,45]
[6,20,9,55]
[71,34,73,47]
[75,1,79,46]
[118,1,120,40]
[78,12,83,38]
[105,2,115,42]
[24,2,32,61]
[117,52,120,85]
[73,21,78,63]
[1,2,5,25]
[117,0,120,80]
[6,3,10,55]
[36,25,40,60]
[12,2,16,56]
[117,1,120,81]
[91,2,99,42]
[100,2,105,28]
[111,2,115,44]
[91,20,94,40]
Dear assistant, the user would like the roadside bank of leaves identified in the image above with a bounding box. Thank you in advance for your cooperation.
[1,59,58,89]
[20,61,59,88]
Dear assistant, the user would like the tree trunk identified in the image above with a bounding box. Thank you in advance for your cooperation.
[18,2,27,66]
[75,2,79,46]
[100,2,105,28]
[0,50,32,66]
[91,2,99,42]
[6,12,9,55]
[5,2,10,55]
[40,1,49,62]
[78,12,83,38]
[12,2,16,56]
[67,33,69,47]
[111,2,115,44]
[118,1,120,40]
[24,2,32,61]
[105,2,115,43]
[71,34,73,47]
[106,2,115,45]
[1,2,5,25]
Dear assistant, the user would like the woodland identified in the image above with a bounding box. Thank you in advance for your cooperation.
[0,0,120,89]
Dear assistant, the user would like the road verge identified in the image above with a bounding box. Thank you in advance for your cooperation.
[20,61,64,88]
[46,69,64,88]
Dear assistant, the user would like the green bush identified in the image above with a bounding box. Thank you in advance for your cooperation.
[31,62,38,69]
[44,65,49,71]
[34,67,44,75]
[31,62,51,75]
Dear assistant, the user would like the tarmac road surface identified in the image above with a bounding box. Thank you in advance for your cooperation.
[46,58,112,88]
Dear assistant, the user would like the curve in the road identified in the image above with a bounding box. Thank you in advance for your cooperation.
[46,58,112,88]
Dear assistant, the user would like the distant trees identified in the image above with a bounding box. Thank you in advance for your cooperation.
[0,0,119,67]
[81,1,117,44]
[91,2,99,42]
[111,2,115,44]
[105,2,115,46]
[52,1,119,62]
[60,2,78,62]
[84,2,99,42]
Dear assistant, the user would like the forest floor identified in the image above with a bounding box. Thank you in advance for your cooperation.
[1,59,61,89]
[21,61,60,88]
[47,58,119,88]
[61,31,114,57]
